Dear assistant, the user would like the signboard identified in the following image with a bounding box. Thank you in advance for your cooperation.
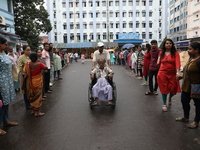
[118,33,139,39]
[175,41,190,48]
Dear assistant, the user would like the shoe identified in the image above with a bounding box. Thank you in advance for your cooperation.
[162,105,167,112]
[34,112,45,117]
[3,121,18,126]
[49,89,53,91]
[46,90,52,93]
[188,122,199,129]
[58,78,62,80]
[141,83,148,86]
[175,117,189,122]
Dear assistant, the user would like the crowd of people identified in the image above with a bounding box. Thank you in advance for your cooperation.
[1,37,200,136]
[0,37,85,135]
[109,39,200,129]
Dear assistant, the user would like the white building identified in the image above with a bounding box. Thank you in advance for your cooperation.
[46,0,168,46]
[168,0,188,42]
[187,0,200,40]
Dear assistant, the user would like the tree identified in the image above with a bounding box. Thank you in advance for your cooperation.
[159,36,167,49]
[13,0,52,51]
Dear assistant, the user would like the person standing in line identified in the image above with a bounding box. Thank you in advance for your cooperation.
[119,50,124,66]
[65,52,70,65]
[42,43,52,93]
[131,49,137,74]
[48,43,54,87]
[18,45,31,109]
[141,44,151,86]
[81,53,85,64]
[24,53,47,116]
[126,50,132,71]
[136,46,144,79]
[110,51,115,65]
[176,42,200,129]
[53,49,62,81]
[7,46,20,91]
[37,49,47,100]
[145,40,161,95]
[157,39,181,112]
[69,52,74,63]
[123,48,128,67]
[0,37,18,136]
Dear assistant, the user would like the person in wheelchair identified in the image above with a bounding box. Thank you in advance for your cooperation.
[90,59,114,106]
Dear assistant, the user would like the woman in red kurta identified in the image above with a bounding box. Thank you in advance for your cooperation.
[157,39,181,112]
[142,44,151,86]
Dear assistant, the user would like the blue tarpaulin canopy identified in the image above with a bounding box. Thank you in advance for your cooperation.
[66,42,92,48]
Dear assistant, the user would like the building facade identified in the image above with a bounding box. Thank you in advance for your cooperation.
[187,0,200,41]
[46,0,168,46]
[0,0,20,51]
[168,0,188,42]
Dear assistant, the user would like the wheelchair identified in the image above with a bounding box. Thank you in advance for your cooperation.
[88,76,117,109]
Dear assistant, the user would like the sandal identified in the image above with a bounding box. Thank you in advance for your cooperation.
[3,121,18,126]
[0,129,7,136]
[92,101,99,106]
[145,91,153,95]
[188,122,199,129]
[162,105,167,112]
[34,112,45,117]
[107,101,114,105]
[153,91,158,95]
[168,101,172,107]
[175,117,189,122]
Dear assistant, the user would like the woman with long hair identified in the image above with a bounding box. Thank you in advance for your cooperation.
[0,37,18,135]
[18,45,31,109]
[157,39,181,112]
[141,44,151,86]
[176,42,200,129]
[24,52,47,116]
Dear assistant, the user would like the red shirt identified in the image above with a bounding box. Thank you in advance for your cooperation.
[30,63,45,76]
[149,48,161,71]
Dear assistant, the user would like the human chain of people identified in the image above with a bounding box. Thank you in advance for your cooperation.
[0,37,200,137]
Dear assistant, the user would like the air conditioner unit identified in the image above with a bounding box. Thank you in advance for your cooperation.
[0,15,6,25]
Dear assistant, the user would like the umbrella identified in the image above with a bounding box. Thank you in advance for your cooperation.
[61,49,67,52]
[122,43,135,49]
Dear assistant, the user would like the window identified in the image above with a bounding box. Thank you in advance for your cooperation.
[63,24,66,30]
[89,2,93,7]
[102,1,106,6]
[96,1,99,7]
[159,0,162,6]
[149,33,152,39]
[54,24,57,29]
[63,13,66,19]
[123,23,126,28]
[123,12,126,17]
[83,35,87,41]
[123,2,126,6]
[7,0,12,13]
[62,2,66,8]
[76,24,80,29]
[69,2,73,7]
[83,2,86,7]
[97,34,101,40]
[129,1,133,5]
[103,12,106,17]
[159,11,162,16]
[110,23,113,28]
[90,13,93,18]
[116,23,119,28]
[142,32,145,39]
[110,34,113,39]
[90,24,93,28]
[142,12,146,17]
[83,13,86,18]
[149,12,153,17]
[149,22,153,28]
[142,23,146,28]
[109,1,113,6]
[103,24,106,29]
[103,34,107,39]
[53,2,56,8]
[77,35,80,41]
[55,35,57,41]
[70,24,74,29]
[70,35,74,41]
[129,23,133,28]
[116,12,119,17]
[136,1,139,6]
[76,13,79,18]
[136,12,140,17]
[83,24,87,29]
[149,1,153,6]
[129,12,133,17]
[142,1,146,6]
[96,24,100,29]
[63,36,67,43]
[96,13,99,18]
[54,12,56,18]
[76,2,79,7]
[159,22,161,27]
[110,12,113,17]
[136,22,139,28]
[116,2,119,6]
[70,13,73,18]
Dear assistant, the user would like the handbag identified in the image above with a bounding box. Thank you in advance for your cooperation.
[191,84,200,99]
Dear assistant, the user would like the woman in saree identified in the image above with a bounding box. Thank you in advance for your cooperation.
[24,53,47,117]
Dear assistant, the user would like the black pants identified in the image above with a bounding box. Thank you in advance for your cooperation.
[148,70,158,93]
[137,69,142,77]
[44,69,50,92]
[181,91,200,123]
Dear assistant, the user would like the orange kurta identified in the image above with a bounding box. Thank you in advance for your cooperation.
[157,51,181,95]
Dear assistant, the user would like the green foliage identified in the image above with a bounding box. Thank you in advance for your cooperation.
[13,0,52,50]
[159,36,167,49]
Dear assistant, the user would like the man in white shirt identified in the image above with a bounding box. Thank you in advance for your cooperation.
[92,42,110,70]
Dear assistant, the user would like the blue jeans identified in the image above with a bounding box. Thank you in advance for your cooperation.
[0,105,9,127]
[181,91,200,123]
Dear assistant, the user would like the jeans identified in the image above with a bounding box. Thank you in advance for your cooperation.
[181,91,200,123]
[0,105,9,128]
[54,70,60,79]
[148,70,158,93]
[44,69,50,92]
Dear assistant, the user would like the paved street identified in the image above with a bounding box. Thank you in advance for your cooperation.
[0,59,200,150]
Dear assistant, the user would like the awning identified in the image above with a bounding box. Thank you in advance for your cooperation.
[67,42,92,48]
